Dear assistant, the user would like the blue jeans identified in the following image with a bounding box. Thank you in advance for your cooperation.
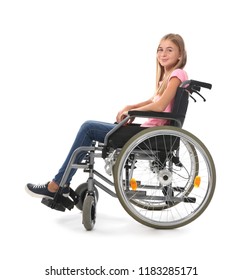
[53,120,116,185]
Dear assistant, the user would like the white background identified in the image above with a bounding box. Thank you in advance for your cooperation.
[1,0,241,279]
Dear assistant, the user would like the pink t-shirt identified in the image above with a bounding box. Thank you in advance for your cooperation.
[141,69,188,127]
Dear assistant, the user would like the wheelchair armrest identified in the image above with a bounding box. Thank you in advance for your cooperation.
[128,110,184,127]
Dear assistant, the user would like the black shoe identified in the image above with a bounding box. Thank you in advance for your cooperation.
[25,182,56,199]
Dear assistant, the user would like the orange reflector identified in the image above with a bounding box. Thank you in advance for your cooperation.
[130,178,138,190]
[194,176,201,188]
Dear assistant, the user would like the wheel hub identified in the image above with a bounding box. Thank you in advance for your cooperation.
[158,169,172,185]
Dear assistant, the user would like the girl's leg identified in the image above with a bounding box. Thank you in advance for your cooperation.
[52,120,116,187]
[26,120,116,198]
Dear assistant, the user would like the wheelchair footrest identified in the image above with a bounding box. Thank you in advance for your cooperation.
[41,197,66,211]
[41,194,75,212]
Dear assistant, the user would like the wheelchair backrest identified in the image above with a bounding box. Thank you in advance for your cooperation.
[170,86,189,127]
[171,79,212,127]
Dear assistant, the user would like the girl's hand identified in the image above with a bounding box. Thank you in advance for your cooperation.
[116,110,135,124]
[116,110,128,123]
[116,105,133,123]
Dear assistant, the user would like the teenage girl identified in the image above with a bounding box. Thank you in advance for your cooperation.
[26,33,188,198]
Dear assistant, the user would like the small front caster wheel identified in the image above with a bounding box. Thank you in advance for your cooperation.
[75,183,99,211]
[82,194,96,231]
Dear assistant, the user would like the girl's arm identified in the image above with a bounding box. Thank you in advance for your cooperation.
[116,98,153,123]
[130,77,181,112]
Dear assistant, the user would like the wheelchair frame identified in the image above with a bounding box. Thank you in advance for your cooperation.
[42,80,216,230]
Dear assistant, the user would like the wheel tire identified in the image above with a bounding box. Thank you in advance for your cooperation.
[82,195,96,231]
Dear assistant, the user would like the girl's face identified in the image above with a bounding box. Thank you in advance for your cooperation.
[157,39,181,71]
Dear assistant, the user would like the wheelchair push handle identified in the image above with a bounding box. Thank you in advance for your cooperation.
[190,80,212,90]
[180,79,212,90]
[180,79,212,103]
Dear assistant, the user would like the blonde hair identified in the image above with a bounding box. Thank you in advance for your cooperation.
[155,33,187,95]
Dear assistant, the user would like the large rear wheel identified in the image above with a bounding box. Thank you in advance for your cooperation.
[113,126,216,229]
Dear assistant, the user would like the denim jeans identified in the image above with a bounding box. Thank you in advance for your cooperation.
[53,120,116,185]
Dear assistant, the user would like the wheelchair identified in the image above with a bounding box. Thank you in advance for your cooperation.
[42,79,216,230]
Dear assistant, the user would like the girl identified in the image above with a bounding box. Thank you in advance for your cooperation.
[26,33,188,198]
